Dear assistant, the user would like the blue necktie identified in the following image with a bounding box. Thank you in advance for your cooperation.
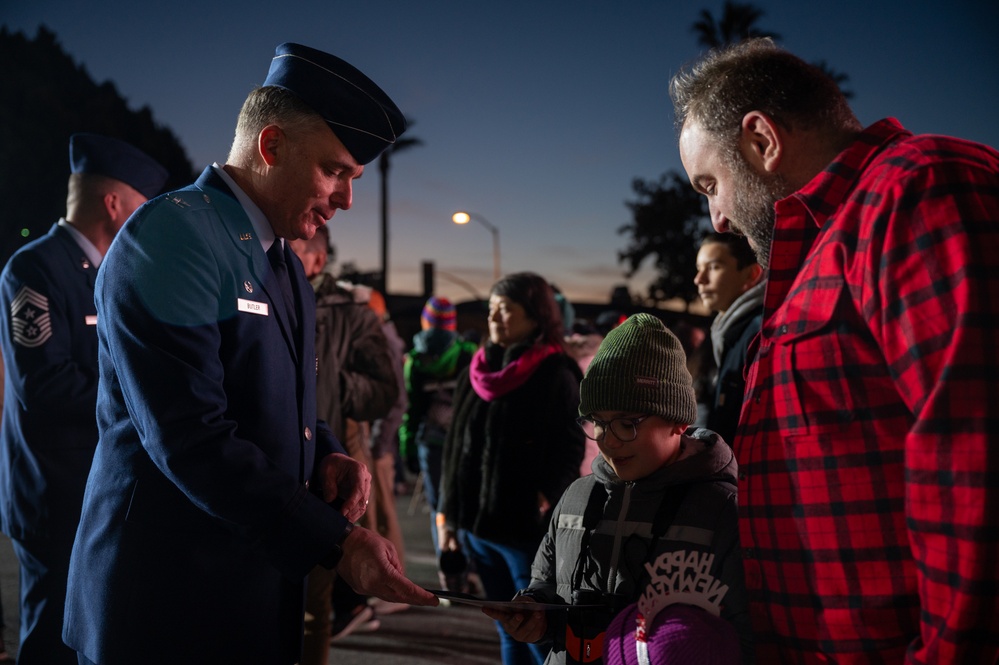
[267,240,298,329]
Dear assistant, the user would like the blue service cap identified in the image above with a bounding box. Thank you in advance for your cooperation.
[69,133,169,199]
[263,43,406,165]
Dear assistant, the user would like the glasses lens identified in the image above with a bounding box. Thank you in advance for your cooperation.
[577,417,642,441]
[576,417,599,441]
[609,419,638,442]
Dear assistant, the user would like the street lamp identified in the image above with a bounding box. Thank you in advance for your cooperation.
[451,211,501,282]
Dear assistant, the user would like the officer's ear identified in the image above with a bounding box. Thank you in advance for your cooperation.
[103,190,121,220]
[258,125,285,167]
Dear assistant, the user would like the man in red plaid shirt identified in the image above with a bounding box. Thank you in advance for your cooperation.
[670,38,999,664]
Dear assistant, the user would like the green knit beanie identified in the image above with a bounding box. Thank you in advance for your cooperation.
[579,313,697,425]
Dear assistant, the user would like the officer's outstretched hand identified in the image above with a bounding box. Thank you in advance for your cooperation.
[317,452,371,523]
[483,598,547,643]
[337,526,439,606]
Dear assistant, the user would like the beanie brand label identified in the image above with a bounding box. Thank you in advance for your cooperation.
[634,376,659,387]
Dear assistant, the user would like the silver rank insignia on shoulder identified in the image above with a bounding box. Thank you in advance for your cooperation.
[169,195,192,209]
[10,285,52,348]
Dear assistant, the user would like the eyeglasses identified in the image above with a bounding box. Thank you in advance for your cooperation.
[575,415,651,442]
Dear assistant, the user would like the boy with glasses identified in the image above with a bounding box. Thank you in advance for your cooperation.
[484,313,750,664]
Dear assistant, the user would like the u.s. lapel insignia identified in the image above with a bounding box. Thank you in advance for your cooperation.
[239,233,253,241]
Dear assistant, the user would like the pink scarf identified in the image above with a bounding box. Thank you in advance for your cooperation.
[469,342,562,402]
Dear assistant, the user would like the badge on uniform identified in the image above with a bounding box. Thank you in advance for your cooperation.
[237,298,269,316]
[10,285,52,347]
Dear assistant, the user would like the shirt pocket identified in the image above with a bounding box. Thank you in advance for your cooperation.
[769,275,858,436]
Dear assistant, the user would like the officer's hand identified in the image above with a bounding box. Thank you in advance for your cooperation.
[482,598,547,644]
[318,453,370,523]
[336,526,439,607]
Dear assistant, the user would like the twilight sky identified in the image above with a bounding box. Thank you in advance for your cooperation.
[4,0,998,304]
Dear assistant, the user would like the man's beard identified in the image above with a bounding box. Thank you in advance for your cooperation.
[726,153,791,269]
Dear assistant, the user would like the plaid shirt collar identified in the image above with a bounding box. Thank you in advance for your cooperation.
[762,118,912,321]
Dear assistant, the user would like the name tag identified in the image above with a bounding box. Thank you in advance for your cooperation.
[85,315,97,326]
[238,298,269,316]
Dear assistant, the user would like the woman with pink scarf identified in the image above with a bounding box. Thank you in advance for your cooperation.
[438,272,585,665]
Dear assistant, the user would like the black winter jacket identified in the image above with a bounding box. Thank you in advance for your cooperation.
[522,429,751,664]
[312,274,398,440]
[439,341,585,545]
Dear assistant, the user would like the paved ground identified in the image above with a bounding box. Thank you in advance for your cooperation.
[321,489,503,664]
[0,488,503,664]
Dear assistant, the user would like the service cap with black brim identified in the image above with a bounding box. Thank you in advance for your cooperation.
[263,42,406,166]
[69,133,169,199]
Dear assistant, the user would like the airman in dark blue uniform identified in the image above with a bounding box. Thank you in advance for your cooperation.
[0,133,168,664]
[61,44,437,665]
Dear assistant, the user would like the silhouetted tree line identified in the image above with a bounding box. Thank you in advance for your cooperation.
[0,25,195,266]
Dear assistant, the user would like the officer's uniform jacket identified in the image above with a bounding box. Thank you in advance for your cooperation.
[64,167,350,665]
[0,223,101,542]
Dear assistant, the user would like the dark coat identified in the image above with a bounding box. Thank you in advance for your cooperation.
[439,341,585,545]
[707,309,762,446]
[63,167,350,665]
[0,223,100,542]
[523,429,752,664]
[311,274,397,441]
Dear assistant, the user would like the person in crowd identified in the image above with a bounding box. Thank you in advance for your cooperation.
[400,296,477,568]
[551,286,575,334]
[438,272,586,665]
[363,289,411,617]
[693,233,763,445]
[63,43,436,665]
[561,319,604,476]
[593,310,626,338]
[0,133,167,664]
[484,313,750,664]
[0,358,9,665]
[289,227,399,661]
[671,37,999,663]
[0,360,4,663]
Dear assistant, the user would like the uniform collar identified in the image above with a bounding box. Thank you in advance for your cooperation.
[211,163,277,252]
[57,218,102,268]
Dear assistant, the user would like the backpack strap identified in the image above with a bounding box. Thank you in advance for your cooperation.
[570,481,608,591]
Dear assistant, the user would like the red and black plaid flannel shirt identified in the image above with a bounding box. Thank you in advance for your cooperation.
[737,118,999,664]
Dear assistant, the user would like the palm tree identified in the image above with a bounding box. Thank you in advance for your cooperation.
[378,120,422,294]
[618,171,709,308]
[691,3,852,97]
[691,1,778,49]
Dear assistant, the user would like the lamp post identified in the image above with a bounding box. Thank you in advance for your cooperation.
[451,211,500,283]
